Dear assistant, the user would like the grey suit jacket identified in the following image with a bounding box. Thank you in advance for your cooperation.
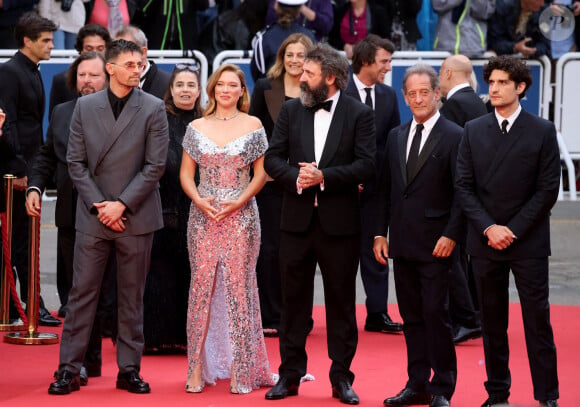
[67,88,169,239]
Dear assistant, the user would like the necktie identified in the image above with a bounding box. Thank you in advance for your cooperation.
[501,119,509,136]
[364,87,373,109]
[407,124,424,180]
[106,0,124,36]
[307,100,332,113]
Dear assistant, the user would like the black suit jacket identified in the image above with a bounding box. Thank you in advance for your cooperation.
[264,93,376,236]
[440,86,487,127]
[376,115,463,261]
[141,61,172,100]
[28,100,77,228]
[345,76,400,197]
[249,76,285,141]
[49,70,77,116]
[455,110,561,260]
[0,51,46,176]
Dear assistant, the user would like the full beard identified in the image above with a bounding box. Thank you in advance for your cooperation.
[300,81,329,108]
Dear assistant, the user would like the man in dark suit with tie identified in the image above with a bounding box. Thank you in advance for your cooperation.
[48,40,169,395]
[374,64,462,407]
[455,55,560,407]
[264,43,375,405]
[115,24,171,99]
[345,34,402,334]
[26,52,109,384]
[0,12,61,327]
[438,54,487,344]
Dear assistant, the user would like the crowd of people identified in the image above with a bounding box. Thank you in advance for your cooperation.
[0,2,570,407]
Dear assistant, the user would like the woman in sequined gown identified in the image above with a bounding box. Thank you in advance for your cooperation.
[180,64,275,394]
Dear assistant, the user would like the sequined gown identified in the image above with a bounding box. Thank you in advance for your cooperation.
[182,125,275,393]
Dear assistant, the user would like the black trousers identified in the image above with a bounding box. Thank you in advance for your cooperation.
[278,211,359,385]
[255,188,283,330]
[393,258,457,399]
[471,256,559,401]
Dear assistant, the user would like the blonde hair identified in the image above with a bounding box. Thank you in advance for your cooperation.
[267,33,314,79]
[204,63,250,117]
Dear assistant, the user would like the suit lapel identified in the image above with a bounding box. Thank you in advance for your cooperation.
[482,111,525,186]
[397,122,412,186]
[319,94,347,168]
[345,77,362,102]
[264,78,285,124]
[95,90,142,168]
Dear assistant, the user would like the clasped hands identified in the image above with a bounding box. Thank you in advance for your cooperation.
[195,197,242,222]
[485,224,516,250]
[95,201,127,232]
[297,162,323,190]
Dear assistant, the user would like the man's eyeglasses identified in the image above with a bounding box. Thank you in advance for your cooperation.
[110,62,145,71]
[174,62,200,73]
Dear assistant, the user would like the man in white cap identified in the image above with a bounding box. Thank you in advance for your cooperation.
[250,0,316,81]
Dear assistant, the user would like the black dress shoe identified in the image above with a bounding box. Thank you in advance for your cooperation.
[365,312,403,333]
[453,325,482,344]
[116,371,151,394]
[48,370,81,395]
[540,400,559,407]
[38,306,62,326]
[265,377,299,400]
[384,387,431,406]
[481,395,509,406]
[430,395,450,407]
[332,380,359,405]
[79,367,88,386]
[57,305,66,318]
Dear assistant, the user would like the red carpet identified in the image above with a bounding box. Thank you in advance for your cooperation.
[0,304,578,407]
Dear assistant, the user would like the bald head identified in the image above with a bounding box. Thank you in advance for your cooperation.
[439,54,474,97]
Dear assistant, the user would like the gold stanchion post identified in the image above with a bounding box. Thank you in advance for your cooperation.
[4,202,58,344]
[0,175,25,332]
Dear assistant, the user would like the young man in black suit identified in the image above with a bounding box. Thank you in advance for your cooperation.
[374,63,463,407]
[0,11,60,327]
[345,34,402,334]
[455,55,560,407]
[439,54,488,344]
[264,43,376,405]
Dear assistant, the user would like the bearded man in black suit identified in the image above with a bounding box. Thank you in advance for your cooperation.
[455,55,560,407]
[264,43,375,405]
[374,63,463,407]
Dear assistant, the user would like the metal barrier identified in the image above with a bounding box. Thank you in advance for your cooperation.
[554,52,580,200]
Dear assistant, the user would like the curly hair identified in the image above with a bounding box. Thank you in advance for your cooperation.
[483,56,532,99]
[305,43,350,91]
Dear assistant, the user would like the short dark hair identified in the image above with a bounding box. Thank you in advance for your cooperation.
[352,34,395,74]
[74,24,112,53]
[483,55,532,99]
[14,12,57,49]
[305,43,350,91]
[105,39,143,63]
[66,52,106,93]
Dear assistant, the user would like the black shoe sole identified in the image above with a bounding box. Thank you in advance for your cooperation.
[265,388,299,400]
[116,381,151,394]
[364,326,403,334]
[48,382,80,395]
[332,390,360,405]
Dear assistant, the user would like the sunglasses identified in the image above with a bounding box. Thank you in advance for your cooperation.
[174,62,200,73]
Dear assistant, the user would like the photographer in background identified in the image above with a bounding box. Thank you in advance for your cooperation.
[488,0,551,58]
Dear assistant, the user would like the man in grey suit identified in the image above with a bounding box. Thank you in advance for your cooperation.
[48,39,169,395]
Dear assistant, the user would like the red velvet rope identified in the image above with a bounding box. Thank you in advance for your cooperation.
[1,211,28,324]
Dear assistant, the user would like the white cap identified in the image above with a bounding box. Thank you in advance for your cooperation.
[278,0,307,6]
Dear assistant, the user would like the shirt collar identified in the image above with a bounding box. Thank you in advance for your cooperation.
[495,104,522,130]
[446,82,470,100]
[412,110,440,135]
[352,73,374,93]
